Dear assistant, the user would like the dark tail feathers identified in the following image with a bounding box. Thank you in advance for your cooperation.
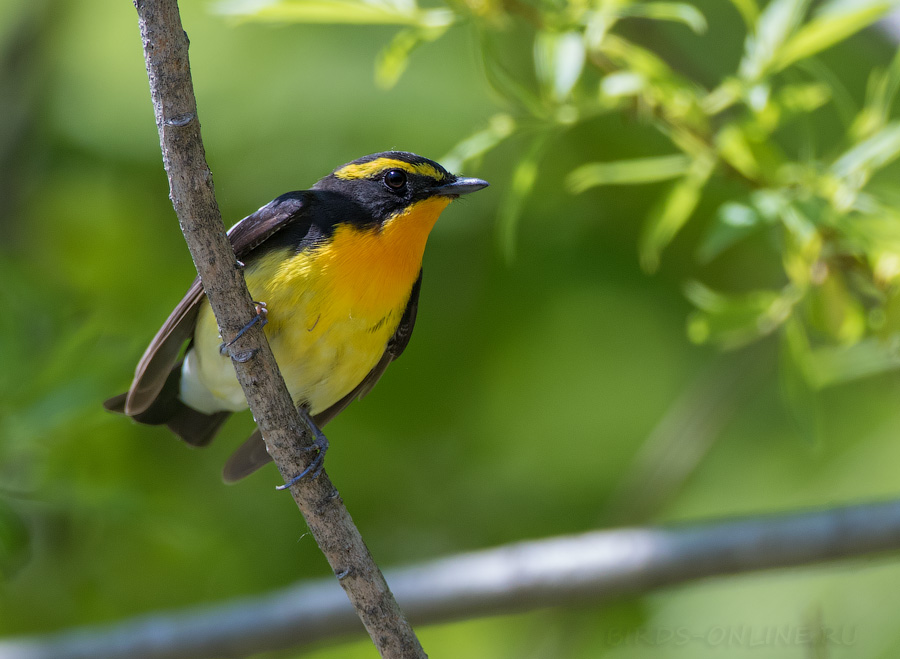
[104,361,230,447]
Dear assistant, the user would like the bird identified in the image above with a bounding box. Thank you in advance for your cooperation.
[105,151,488,484]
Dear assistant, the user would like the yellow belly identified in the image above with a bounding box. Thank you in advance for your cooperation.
[180,247,402,415]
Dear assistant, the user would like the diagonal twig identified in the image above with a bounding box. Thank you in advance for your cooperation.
[132,1,425,656]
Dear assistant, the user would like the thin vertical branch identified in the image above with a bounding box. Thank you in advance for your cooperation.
[133,1,426,656]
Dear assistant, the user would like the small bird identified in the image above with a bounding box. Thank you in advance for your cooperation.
[105,151,488,484]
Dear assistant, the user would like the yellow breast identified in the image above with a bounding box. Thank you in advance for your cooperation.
[179,196,450,416]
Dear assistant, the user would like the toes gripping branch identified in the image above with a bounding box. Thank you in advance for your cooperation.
[275,408,330,491]
[220,301,268,354]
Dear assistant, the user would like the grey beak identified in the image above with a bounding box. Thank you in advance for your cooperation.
[434,177,489,197]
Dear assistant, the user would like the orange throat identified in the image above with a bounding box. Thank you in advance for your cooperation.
[320,195,451,314]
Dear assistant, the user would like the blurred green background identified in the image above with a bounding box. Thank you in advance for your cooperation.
[3,0,900,657]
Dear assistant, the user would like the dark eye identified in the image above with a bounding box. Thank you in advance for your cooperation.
[383,169,407,191]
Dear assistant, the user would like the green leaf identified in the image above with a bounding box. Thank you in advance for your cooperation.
[534,31,586,102]
[774,0,897,73]
[807,270,866,344]
[839,215,900,285]
[441,114,516,174]
[497,132,554,262]
[618,2,708,34]
[216,0,454,27]
[600,71,646,98]
[566,154,692,193]
[851,48,900,141]
[583,8,619,51]
[715,123,762,178]
[777,82,831,114]
[697,201,765,263]
[728,0,760,31]
[779,204,821,287]
[482,37,547,119]
[831,121,900,182]
[375,24,450,88]
[639,155,715,272]
[599,34,682,83]
[685,281,798,348]
[794,57,859,129]
[739,0,810,81]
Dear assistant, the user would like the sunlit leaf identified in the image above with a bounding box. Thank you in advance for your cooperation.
[600,34,682,83]
[583,8,618,51]
[598,35,707,125]
[716,124,761,179]
[807,270,866,344]
[597,36,707,128]
[375,24,450,88]
[739,0,810,81]
[851,48,900,141]
[618,2,707,34]
[686,281,799,348]
[441,114,516,174]
[774,0,896,73]
[749,188,789,222]
[217,0,455,26]
[840,215,900,284]
[780,203,818,249]
[728,0,760,31]
[780,204,821,287]
[600,71,646,98]
[777,82,831,114]
[534,31,586,102]
[702,78,744,115]
[639,155,714,272]
[697,201,765,263]
[831,121,900,188]
[566,154,691,193]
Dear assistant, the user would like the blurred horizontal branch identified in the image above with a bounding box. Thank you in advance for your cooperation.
[4,498,900,659]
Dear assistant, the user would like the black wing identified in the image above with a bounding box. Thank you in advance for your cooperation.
[120,192,312,415]
[221,271,423,482]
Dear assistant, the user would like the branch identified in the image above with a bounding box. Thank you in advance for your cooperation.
[132,2,424,656]
[4,499,900,659]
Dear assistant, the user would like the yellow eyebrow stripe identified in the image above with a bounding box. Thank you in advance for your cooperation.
[334,158,446,181]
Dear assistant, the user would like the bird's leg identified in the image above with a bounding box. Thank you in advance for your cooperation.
[220,301,268,354]
[275,407,330,490]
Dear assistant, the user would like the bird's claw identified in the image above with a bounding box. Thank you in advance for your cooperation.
[275,411,330,490]
[220,301,268,354]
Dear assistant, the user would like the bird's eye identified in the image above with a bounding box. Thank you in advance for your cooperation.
[383,169,407,191]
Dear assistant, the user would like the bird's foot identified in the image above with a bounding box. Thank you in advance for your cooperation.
[220,301,268,354]
[275,409,330,490]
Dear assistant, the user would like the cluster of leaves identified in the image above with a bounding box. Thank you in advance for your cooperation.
[220,0,900,424]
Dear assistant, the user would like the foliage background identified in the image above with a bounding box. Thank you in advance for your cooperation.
[2,0,900,657]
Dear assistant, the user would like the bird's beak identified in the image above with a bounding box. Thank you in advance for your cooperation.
[433,177,490,197]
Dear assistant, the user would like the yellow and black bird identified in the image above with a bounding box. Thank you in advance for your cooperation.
[105,151,488,484]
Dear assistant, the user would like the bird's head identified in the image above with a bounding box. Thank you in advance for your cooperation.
[313,151,488,227]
